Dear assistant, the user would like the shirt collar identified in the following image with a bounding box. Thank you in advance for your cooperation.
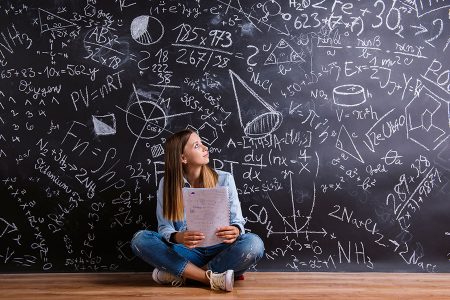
[182,176,191,188]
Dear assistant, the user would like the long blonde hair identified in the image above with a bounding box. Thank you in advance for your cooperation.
[163,129,218,221]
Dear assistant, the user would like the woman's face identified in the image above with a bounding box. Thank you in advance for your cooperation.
[182,132,209,167]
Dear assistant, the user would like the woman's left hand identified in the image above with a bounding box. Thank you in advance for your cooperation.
[216,226,239,244]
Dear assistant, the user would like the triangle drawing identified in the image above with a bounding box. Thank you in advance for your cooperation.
[229,69,282,138]
[336,125,364,163]
[264,39,305,65]
[92,114,116,136]
[38,8,78,34]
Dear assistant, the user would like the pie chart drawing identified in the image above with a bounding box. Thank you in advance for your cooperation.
[130,15,164,45]
[126,101,167,139]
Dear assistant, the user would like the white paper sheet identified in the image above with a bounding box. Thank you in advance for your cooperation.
[182,187,230,247]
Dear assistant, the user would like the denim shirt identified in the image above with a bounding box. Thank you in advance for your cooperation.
[156,170,246,243]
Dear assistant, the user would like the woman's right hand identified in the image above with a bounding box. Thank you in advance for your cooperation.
[176,231,205,248]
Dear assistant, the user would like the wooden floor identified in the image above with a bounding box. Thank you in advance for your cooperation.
[0,272,449,299]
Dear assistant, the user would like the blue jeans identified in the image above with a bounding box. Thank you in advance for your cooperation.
[131,230,264,277]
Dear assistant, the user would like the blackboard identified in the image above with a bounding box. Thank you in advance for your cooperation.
[1,0,449,273]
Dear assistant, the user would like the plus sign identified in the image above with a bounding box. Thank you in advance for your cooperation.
[360,8,370,16]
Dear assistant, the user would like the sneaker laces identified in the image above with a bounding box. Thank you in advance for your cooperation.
[170,277,185,287]
[206,270,225,290]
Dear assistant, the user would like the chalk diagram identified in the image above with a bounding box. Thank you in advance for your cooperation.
[151,144,164,158]
[186,122,218,146]
[117,241,134,261]
[266,178,325,240]
[37,8,78,34]
[229,69,283,138]
[435,141,450,171]
[257,0,283,22]
[405,86,450,151]
[130,15,164,45]
[257,0,294,22]
[36,39,68,65]
[264,39,305,65]
[126,101,166,140]
[217,0,291,36]
[333,84,366,107]
[36,9,74,63]
[116,84,192,159]
[336,125,365,163]
[0,217,17,238]
[92,114,116,136]
[414,0,450,18]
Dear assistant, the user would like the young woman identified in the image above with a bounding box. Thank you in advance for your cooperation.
[131,129,265,292]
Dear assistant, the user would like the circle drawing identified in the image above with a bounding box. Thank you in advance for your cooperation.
[130,15,164,45]
[125,101,166,139]
[244,111,283,138]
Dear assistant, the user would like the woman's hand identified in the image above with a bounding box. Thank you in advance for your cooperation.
[216,226,240,244]
[176,231,205,248]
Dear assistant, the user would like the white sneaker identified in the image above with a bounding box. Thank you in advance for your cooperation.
[206,270,234,292]
[152,268,185,287]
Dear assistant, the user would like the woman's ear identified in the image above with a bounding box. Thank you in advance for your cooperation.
[180,154,187,164]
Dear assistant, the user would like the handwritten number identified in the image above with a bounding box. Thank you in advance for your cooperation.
[372,0,385,29]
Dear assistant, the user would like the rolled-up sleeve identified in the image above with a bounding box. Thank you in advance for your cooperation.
[226,173,246,234]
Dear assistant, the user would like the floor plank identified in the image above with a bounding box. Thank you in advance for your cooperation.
[0,272,449,299]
